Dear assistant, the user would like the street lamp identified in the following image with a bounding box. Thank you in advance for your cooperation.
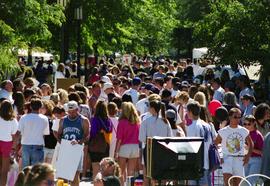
[75,6,83,79]
[57,0,69,64]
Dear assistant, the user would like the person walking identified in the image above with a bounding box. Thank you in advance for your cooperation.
[243,115,264,185]
[57,100,90,186]
[215,108,253,186]
[139,100,173,186]
[114,102,140,183]
[89,100,112,180]
[0,100,18,186]
[18,98,50,168]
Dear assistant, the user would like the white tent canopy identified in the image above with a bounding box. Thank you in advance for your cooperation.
[18,49,53,60]
[192,47,208,59]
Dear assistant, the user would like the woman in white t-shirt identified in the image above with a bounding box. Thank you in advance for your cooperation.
[0,100,18,186]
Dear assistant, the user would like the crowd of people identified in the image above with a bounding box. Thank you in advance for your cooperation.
[0,56,269,186]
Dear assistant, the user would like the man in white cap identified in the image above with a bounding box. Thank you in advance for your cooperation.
[99,82,114,102]
[57,100,90,186]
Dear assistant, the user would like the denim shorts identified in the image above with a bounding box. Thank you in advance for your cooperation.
[22,145,44,168]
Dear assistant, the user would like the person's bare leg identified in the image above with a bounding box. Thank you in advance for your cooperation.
[223,173,233,186]
[127,158,138,177]
[82,146,90,178]
[92,162,100,180]
[71,171,80,186]
[233,177,241,186]
[118,157,127,183]
[0,157,10,186]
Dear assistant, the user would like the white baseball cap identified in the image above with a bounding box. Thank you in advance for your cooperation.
[103,82,114,90]
[66,100,79,110]
[100,76,111,83]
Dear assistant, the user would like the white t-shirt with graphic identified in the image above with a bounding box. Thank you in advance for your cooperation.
[218,125,249,156]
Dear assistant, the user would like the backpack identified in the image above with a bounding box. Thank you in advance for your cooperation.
[88,118,110,153]
[89,131,108,153]
[202,124,221,172]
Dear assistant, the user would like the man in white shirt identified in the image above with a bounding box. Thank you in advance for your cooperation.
[211,78,225,102]
[18,98,50,168]
[123,77,141,105]
[215,108,253,186]
[186,101,212,186]
[136,83,154,115]
[0,80,13,103]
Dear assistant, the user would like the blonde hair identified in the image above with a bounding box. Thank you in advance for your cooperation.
[148,94,161,102]
[194,91,207,106]
[119,102,140,124]
[175,91,189,103]
[57,88,69,105]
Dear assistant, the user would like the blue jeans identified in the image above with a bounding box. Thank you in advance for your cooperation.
[22,145,44,168]
[244,157,262,185]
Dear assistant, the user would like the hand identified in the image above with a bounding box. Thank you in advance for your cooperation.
[71,140,79,145]
[243,155,250,165]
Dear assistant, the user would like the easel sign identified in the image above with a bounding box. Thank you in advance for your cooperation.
[56,78,79,91]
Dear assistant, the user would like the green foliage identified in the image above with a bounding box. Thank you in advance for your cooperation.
[81,0,178,55]
[194,0,270,66]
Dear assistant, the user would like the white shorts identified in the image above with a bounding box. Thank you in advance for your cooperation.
[222,156,245,177]
[119,144,139,159]
[44,147,55,160]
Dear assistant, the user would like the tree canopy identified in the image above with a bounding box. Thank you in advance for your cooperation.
[1,0,270,74]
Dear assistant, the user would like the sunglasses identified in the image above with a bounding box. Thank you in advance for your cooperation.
[244,122,252,126]
[233,116,242,119]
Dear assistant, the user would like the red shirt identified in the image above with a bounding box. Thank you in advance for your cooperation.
[116,119,140,145]
[250,130,264,157]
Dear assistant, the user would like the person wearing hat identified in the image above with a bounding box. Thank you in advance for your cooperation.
[241,94,256,117]
[57,100,90,186]
[166,109,185,137]
[123,77,141,104]
[99,82,114,103]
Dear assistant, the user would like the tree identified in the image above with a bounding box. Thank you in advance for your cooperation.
[195,0,270,98]
[0,0,65,65]
[0,20,20,80]
[172,0,211,58]
[79,0,178,55]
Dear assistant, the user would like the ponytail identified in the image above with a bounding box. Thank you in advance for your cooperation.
[160,102,168,124]
[15,166,32,186]
[150,100,169,124]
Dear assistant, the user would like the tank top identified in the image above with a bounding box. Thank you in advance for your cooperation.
[62,115,83,141]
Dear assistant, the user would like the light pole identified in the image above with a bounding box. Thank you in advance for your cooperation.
[75,6,83,79]
[57,0,69,64]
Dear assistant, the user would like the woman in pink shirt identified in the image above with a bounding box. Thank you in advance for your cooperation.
[243,115,264,185]
[114,102,140,182]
